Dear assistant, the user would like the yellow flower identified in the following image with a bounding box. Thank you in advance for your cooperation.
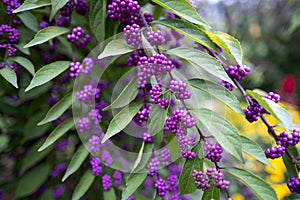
[232,193,244,200]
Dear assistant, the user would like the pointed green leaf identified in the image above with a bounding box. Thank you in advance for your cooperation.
[192,108,244,162]
[12,56,35,76]
[102,101,143,143]
[154,19,217,51]
[132,143,154,173]
[166,48,234,85]
[151,0,210,28]
[50,0,69,21]
[282,146,299,177]
[104,77,138,110]
[13,0,51,13]
[25,61,71,92]
[0,68,18,88]
[17,11,39,32]
[89,0,106,42]
[15,164,51,198]
[131,142,145,173]
[188,78,243,114]
[122,173,147,200]
[38,118,74,151]
[240,135,274,168]
[226,167,278,200]
[179,142,204,195]
[24,26,69,48]
[98,39,135,59]
[72,170,95,200]
[103,188,116,200]
[201,181,220,200]
[205,31,243,66]
[62,145,89,182]
[38,93,72,125]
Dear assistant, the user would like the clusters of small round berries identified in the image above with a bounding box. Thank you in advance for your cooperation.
[50,163,67,178]
[2,0,21,15]
[182,151,197,159]
[0,24,19,43]
[155,178,168,196]
[60,0,89,16]
[108,0,142,25]
[90,157,102,176]
[53,184,65,199]
[89,135,101,153]
[101,150,113,166]
[193,168,230,191]
[204,141,223,162]
[127,50,146,66]
[88,108,102,125]
[225,65,251,81]
[264,145,285,159]
[67,27,90,48]
[77,117,90,133]
[146,30,166,46]
[287,177,300,194]
[135,105,152,124]
[169,80,192,101]
[137,54,174,88]
[0,43,17,57]
[143,132,154,143]
[113,171,122,187]
[147,157,160,176]
[102,174,112,190]
[0,63,18,72]
[69,62,82,78]
[167,175,178,192]
[81,58,94,74]
[244,102,265,122]
[161,148,171,165]
[219,80,234,91]
[265,92,280,103]
[123,24,142,48]
[149,85,169,109]
[76,83,100,104]
[143,13,154,24]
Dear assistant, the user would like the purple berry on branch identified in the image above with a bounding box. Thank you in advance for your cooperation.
[60,1,75,16]
[88,108,102,125]
[244,102,265,123]
[225,65,251,81]
[161,148,171,165]
[76,34,90,48]
[0,43,17,57]
[113,171,122,187]
[90,157,102,176]
[169,80,192,101]
[76,83,100,104]
[192,170,210,191]
[102,174,112,191]
[264,145,286,159]
[291,129,300,145]
[77,117,90,133]
[182,151,197,159]
[204,141,223,163]
[127,49,146,66]
[219,80,234,91]
[52,184,65,199]
[135,105,152,124]
[123,24,142,48]
[81,58,94,74]
[2,0,21,15]
[101,150,113,166]
[143,132,154,143]
[144,13,154,24]
[265,92,280,103]
[0,25,19,43]
[155,178,168,196]
[147,157,160,176]
[146,30,166,46]
[74,0,89,14]
[67,27,85,43]
[69,62,82,78]
[167,175,178,192]
[287,177,300,194]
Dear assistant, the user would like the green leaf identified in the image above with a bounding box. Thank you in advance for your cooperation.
[104,77,138,110]
[289,6,300,33]
[89,0,106,42]
[205,31,243,66]
[166,48,233,85]
[25,61,71,92]
[0,68,18,88]
[38,93,72,125]
[102,101,143,143]
[154,19,217,51]
[188,78,243,114]
[122,173,147,200]
[24,26,69,48]
[240,135,273,168]
[246,90,293,130]
[282,146,298,177]
[12,56,35,76]
[132,143,154,173]
[151,0,210,28]
[72,170,95,200]
[62,145,89,182]
[147,104,168,145]
[20,140,52,174]
[179,142,204,195]
[14,42,30,55]
[98,39,135,59]
[192,108,244,162]
[131,142,145,173]
[15,164,51,198]
[201,181,220,200]
[17,11,39,32]
[226,167,278,200]
[13,0,51,13]
[24,112,51,141]
[38,118,74,151]
[50,0,69,21]
[103,188,116,200]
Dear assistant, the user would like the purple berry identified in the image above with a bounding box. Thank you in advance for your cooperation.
[77,117,90,133]
[89,135,101,153]
[74,0,89,14]
[287,177,300,194]
[76,83,100,104]
[265,92,280,103]
[147,157,159,176]
[123,24,142,48]
[169,80,192,101]
[161,148,171,165]
[90,157,102,176]
[81,58,94,74]
[143,132,154,143]
[204,141,223,162]
[101,150,113,166]
[155,178,168,196]
[244,102,265,123]
[51,163,67,178]
[0,43,17,57]
[225,65,251,81]
[264,145,286,159]
[61,1,75,16]
[146,30,166,46]
[52,184,65,199]
[102,174,112,190]
[219,80,234,91]
[69,62,82,78]
[113,171,122,187]
[0,25,19,43]
[127,49,146,66]
[144,13,154,24]
[167,175,178,192]
[192,170,210,191]
[182,151,197,159]
[135,105,152,124]
[2,0,21,15]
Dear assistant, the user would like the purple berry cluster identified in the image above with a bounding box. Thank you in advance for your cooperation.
[166,109,196,134]
[143,13,154,24]
[155,178,168,196]
[146,30,166,46]
[88,108,102,125]
[60,0,89,16]
[264,145,285,159]
[0,63,18,72]
[51,163,67,178]
[149,85,169,109]
[76,83,100,104]
[113,171,122,187]
[127,49,146,66]
[244,102,265,122]
[169,80,192,101]
[193,168,230,191]
[69,62,82,78]
[143,132,154,143]
[135,105,152,124]
[67,27,90,48]
[287,177,300,194]
[219,80,234,91]
[101,150,113,166]
[108,0,142,25]
[182,151,197,159]
[147,157,160,176]
[81,58,94,74]
[89,135,101,153]
[77,117,90,133]
[265,92,280,103]
[137,54,174,88]
[102,174,112,190]
[0,43,17,57]
[0,24,19,43]
[90,157,102,176]
[123,24,142,48]
[204,141,223,162]
[52,184,65,199]
[2,0,21,15]
[225,65,251,81]
[161,148,171,165]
